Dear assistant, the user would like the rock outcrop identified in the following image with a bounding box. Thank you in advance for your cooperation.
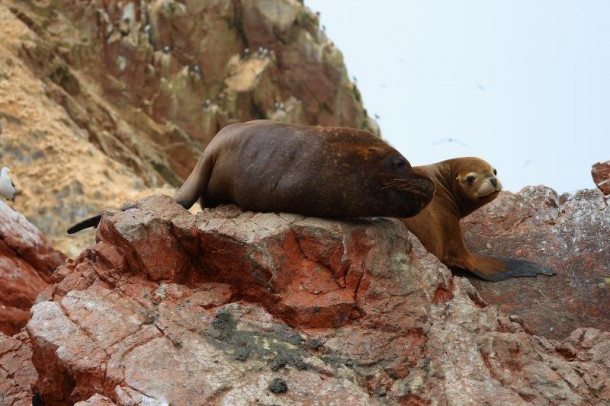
[0,200,65,336]
[463,186,610,339]
[1,195,603,404]
[592,161,610,196]
[0,0,375,257]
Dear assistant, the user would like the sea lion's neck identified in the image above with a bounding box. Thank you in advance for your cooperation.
[418,164,460,218]
[437,175,462,216]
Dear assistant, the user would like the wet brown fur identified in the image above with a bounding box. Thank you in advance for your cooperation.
[173,120,434,218]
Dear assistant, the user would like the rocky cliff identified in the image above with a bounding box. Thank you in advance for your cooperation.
[0,0,375,257]
[1,1,609,404]
[0,189,608,405]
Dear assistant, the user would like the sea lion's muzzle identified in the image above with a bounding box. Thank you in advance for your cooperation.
[409,173,436,204]
[377,171,435,217]
[380,173,435,201]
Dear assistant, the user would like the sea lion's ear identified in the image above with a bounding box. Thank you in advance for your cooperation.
[365,146,383,156]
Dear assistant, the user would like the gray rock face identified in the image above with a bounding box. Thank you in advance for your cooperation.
[463,186,610,339]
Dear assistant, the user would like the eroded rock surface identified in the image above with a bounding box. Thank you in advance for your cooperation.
[463,186,610,339]
[13,195,608,404]
[0,331,38,406]
[0,200,65,335]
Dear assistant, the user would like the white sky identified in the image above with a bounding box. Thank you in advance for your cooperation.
[306,0,610,193]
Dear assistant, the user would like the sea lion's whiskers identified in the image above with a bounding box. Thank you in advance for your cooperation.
[379,177,433,198]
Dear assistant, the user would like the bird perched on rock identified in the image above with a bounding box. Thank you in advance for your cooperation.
[0,167,16,201]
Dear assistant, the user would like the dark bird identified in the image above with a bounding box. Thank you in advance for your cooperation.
[432,138,468,146]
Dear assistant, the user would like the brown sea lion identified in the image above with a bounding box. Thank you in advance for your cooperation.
[401,157,556,281]
[68,120,435,233]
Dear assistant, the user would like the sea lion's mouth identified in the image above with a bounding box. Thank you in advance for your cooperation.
[478,189,500,200]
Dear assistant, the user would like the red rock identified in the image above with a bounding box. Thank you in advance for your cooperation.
[462,186,610,339]
[0,201,66,335]
[592,161,610,195]
[20,195,609,404]
[0,331,38,405]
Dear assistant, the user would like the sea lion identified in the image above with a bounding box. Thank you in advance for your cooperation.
[68,120,435,233]
[401,157,556,281]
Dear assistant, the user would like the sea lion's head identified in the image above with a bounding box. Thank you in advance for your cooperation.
[311,136,434,218]
[450,157,501,215]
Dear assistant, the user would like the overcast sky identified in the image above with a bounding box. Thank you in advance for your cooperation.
[307,0,609,193]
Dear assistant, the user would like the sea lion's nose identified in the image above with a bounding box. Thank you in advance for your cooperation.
[490,178,498,187]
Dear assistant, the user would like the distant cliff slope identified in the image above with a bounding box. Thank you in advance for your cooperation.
[0,0,376,256]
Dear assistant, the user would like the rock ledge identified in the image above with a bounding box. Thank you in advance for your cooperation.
[9,195,607,404]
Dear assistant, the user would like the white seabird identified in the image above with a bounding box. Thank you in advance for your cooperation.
[0,167,16,201]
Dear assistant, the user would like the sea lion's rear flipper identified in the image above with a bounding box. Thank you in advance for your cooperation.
[67,214,102,234]
[468,254,556,282]
[67,151,213,235]
[173,151,213,209]
[67,203,136,234]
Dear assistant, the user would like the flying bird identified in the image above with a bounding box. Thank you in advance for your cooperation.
[0,167,16,201]
[432,138,468,146]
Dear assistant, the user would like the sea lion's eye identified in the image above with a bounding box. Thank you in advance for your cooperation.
[393,157,407,169]
[493,169,497,175]
[466,175,476,185]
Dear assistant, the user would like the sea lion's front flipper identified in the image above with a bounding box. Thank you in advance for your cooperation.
[468,254,556,282]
